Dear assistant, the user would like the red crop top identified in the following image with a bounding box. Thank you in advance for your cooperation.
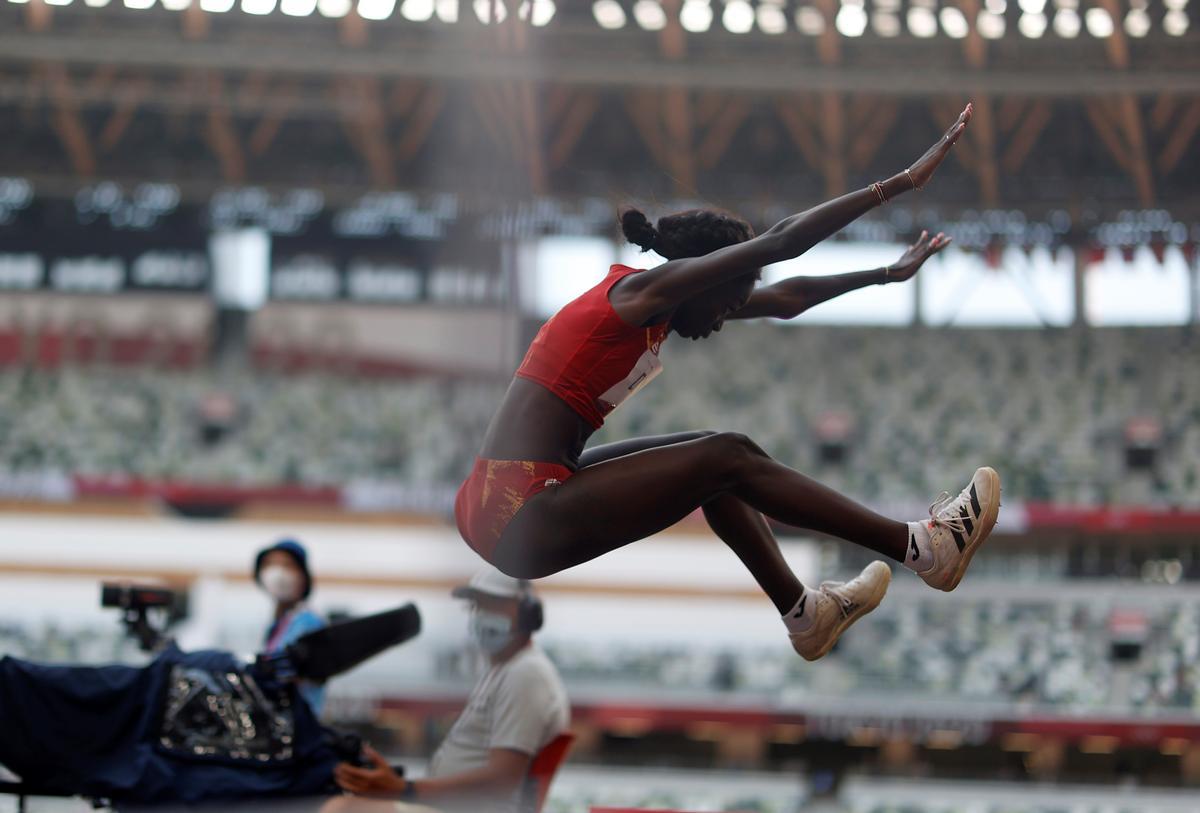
[515,264,670,430]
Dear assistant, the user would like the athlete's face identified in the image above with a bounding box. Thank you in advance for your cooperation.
[672,274,757,340]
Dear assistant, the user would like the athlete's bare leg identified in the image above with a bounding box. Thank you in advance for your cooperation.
[576,432,803,613]
[493,432,907,610]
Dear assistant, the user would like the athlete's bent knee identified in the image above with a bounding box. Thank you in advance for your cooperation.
[702,432,768,480]
[710,431,765,456]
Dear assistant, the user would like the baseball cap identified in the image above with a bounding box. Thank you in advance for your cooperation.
[451,567,531,602]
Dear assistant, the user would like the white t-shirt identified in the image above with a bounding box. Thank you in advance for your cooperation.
[426,644,570,813]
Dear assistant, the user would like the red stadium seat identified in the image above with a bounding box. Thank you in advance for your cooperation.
[523,732,574,813]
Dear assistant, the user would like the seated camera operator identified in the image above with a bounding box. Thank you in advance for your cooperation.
[256,538,328,715]
[324,568,569,813]
[0,584,420,808]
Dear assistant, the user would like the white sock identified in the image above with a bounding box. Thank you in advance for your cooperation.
[903,520,935,574]
[782,588,817,634]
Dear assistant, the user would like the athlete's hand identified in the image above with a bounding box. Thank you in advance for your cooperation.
[886,230,951,282]
[334,744,407,797]
[906,103,972,191]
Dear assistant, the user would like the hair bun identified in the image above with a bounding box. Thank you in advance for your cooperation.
[620,208,659,253]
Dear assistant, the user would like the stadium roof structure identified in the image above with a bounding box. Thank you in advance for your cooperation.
[0,0,1198,232]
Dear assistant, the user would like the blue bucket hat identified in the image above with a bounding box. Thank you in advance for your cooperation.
[254,538,313,599]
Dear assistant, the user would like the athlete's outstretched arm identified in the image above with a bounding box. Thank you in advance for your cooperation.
[622,104,972,320]
[728,230,951,321]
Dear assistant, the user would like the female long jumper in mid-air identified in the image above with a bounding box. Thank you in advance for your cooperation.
[455,103,1000,661]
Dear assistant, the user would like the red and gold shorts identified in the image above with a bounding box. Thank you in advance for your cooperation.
[454,457,574,563]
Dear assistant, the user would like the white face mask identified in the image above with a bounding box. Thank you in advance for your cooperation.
[469,609,514,655]
[260,565,302,603]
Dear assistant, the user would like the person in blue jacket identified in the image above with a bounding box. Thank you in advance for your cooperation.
[255,538,327,715]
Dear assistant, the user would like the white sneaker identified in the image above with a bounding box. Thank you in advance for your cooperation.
[789,561,891,662]
[916,466,1002,592]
